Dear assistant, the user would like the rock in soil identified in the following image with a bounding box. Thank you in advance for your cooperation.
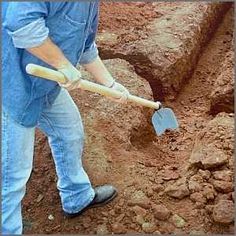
[128,190,151,209]
[190,146,228,169]
[212,170,233,182]
[189,113,234,169]
[202,183,217,200]
[190,230,206,235]
[188,179,203,193]
[210,51,234,115]
[111,223,127,234]
[212,180,233,193]
[165,178,190,199]
[135,215,146,226]
[215,193,233,203]
[171,214,186,228]
[160,169,180,181]
[153,184,165,193]
[212,200,234,224]
[154,230,161,235]
[190,192,207,205]
[132,205,147,217]
[201,149,228,169]
[198,169,211,180]
[152,204,171,220]
[48,214,54,221]
[142,222,157,233]
[96,224,109,235]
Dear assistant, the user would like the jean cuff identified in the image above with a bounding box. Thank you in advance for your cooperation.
[64,187,95,214]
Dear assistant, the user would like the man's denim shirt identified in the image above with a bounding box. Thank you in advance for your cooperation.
[2,1,99,127]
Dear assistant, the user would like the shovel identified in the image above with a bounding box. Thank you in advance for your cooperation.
[26,64,179,136]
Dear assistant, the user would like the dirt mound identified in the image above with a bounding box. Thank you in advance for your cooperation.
[71,59,155,179]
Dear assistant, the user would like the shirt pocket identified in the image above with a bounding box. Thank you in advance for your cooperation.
[46,14,86,65]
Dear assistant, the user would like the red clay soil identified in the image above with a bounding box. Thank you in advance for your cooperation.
[98,2,161,44]
[98,2,160,32]
[22,3,234,235]
[98,2,184,45]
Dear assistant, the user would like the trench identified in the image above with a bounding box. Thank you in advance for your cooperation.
[98,3,232,103]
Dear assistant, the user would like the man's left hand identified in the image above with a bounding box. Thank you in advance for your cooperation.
[109,81,130,104]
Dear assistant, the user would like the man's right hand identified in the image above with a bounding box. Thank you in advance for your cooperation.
[26,37,81,91]
[58,64,82,90]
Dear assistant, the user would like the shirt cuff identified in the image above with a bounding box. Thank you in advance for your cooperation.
[7,17,49,48]
[79,42,99,64]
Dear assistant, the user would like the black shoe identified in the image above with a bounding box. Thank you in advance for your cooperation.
[64,185,118,218]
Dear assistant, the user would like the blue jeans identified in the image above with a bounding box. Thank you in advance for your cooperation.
[1,89,95,234]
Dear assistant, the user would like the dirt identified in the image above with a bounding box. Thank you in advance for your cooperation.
[22,2,234,235]
[99,2,160,32]
[98,2,163,44]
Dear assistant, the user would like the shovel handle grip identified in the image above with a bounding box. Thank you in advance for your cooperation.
[26,64,161,110]
[26,64,67,84]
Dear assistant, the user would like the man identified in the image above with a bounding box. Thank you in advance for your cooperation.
[2,1,130,234]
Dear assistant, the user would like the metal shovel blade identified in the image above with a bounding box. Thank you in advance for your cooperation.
[152,108,179,136]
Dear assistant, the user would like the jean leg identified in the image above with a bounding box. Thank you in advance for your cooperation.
[1,111,35,234]
[37,89,95,213]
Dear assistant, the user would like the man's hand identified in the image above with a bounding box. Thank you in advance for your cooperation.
[108,81,130,104]
[82,56,129,103]
[58,64,82,90]
[27,37,81,91]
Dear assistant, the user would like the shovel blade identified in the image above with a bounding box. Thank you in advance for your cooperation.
[152,108,179,136]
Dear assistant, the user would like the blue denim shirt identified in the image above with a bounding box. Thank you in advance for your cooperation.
[2,1,99,127]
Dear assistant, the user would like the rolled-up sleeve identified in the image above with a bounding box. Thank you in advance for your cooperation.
[79,5,99,65]
[7,18,49,48]
[79,41,98,64]
[3,2,50,48]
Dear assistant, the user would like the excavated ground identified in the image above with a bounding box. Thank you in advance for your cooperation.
[22,2,234,234]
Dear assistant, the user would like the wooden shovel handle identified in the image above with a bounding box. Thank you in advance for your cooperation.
[26,64,161,110]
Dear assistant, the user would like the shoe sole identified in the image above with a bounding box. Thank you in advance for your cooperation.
[64,190,118,218]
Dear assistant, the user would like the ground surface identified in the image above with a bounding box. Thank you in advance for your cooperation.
[22,2,234,234]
